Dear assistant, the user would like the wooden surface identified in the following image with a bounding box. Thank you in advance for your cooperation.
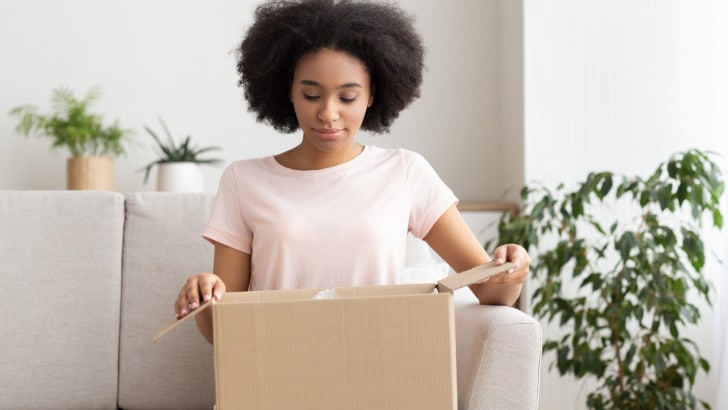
[458,201,519,215]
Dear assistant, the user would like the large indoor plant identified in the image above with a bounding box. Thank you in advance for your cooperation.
[487,149,724,409]
[140,117,222,192]
[10,86,132,190]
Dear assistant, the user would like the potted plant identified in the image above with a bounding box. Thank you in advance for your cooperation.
[486,149,724,409]
[9,86,132,190]
[140,117,222,192]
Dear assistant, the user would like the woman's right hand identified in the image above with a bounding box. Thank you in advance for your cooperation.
[174,272,227,319]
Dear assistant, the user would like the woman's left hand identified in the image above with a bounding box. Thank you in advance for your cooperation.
[488,244,530,285]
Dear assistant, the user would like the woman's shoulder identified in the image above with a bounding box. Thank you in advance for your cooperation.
[219,156,277,181]
[228,155,269,167]
[224,156,275,171]
[361,147,437,184]
[366,145,426,164]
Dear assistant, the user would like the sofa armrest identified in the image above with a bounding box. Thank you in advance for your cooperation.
[454,290,542,410]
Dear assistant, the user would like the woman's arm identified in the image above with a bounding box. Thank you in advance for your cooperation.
[423,204,529,306]
[174,242,251,344]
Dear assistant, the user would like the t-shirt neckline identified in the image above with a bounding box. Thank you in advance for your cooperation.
[266,145,372,175]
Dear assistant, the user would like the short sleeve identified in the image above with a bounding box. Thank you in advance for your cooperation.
[202,164,253,254]
[404,150,458,239]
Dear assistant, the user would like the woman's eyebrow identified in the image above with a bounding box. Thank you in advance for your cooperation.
[299,80,362,89]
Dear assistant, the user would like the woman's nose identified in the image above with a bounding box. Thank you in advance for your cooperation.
[317,99,339,123]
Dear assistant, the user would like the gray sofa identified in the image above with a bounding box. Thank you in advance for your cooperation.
[0,191,541,410]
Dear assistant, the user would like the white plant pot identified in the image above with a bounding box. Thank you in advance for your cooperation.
[157,162,204,193]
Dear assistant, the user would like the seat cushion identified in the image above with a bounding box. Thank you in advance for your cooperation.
[0,191,125,410]
[118,193,216,410]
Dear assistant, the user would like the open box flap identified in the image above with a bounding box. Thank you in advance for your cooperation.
[153,261,516,342]
[153,299,215,343]
[436,261,517,293]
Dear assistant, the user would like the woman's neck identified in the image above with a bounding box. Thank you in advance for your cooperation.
[275,143,364,171]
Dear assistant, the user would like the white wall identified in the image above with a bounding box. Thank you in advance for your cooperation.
[525,0,727,408]
[0,0,521,202]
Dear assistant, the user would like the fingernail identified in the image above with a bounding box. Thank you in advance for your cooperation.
[181,308,188,316]
[189,301,198,309]
[508,268,515,274]
[495,258,504,264]
[214,292,222,301]
[203,294,211,302]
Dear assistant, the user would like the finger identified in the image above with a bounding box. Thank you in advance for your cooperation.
[175,289,189,319]
[508,266,528,281]
[508,246,531,272]
[212,278,227,301]
[501,266,529,285]
[499,244,530,269]
[198,274,215,303]
[185,278,202,312]
[496,269,514,282]
[491,246,508,265]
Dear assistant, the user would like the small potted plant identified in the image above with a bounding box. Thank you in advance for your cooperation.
[10,86,132,190]
[141,117,223,192]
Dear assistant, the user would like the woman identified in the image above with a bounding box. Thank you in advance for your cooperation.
[174,0,530,344]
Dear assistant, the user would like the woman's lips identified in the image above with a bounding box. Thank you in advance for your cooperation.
[314,128,344,139]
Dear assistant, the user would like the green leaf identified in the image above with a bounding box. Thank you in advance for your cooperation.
[616,231,636,261]
[667,160,678,178]
[681,229,705,271]
[657,183,673,210]
[699,358,710,372]
[677,182,688,204]
[599,175,613,199]
[713,209,723,229]
[590,220,606,235]
[640,190,650,207]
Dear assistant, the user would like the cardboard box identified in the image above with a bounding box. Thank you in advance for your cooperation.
[155,261,514,410]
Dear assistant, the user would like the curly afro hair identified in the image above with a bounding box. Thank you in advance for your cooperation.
[237,0,425,134]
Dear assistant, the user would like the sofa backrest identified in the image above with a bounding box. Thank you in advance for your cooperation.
[0,191,125,410]
[117,192,216,410]
[0,190,470,410]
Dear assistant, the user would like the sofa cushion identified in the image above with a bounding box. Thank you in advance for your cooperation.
[118,193,216,410]
[0,191,125,410]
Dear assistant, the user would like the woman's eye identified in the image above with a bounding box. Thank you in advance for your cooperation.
[302,93,356,102]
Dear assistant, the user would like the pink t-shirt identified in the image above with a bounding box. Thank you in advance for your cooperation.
[202,145,457,290]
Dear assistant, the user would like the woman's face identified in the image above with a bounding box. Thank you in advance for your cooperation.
[290,48,373,155]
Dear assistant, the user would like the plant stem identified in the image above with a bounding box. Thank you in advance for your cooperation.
[614,329,625,391]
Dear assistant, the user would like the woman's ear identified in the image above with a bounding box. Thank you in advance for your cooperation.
[367,83,377,108]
